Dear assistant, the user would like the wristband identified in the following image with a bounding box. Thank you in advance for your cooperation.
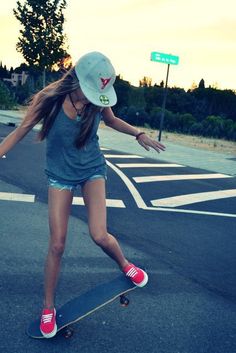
[135,132,145,140]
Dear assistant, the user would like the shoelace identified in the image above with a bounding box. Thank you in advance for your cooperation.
[41,313,54,324]
[126,267,138,278]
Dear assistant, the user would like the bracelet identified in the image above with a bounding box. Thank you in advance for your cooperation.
[135,132,145,140]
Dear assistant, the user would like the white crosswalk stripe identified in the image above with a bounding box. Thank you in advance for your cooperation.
[116,163,184,168]
[0,192,35,202]
[104,154,144,159]
[0,192,125,208]
[133,173,232,183]
[72,197,126,208]
[151,189,236,207]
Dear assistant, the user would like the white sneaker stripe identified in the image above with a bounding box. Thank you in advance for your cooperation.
[131,269,138,277]
[130,269,137,276]
[42,314,53,323]
[126,268,138,278]
[126,269,133,276]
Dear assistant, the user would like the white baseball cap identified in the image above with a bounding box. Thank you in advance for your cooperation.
[75,51,117,107]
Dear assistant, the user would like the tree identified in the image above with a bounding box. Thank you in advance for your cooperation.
[0,81,16,109]
[198,79,205,89]
[190,81,197,91]
[202,115,224,138]
[113,75,131,115]
[0,62,10,79]
[139,76,152,87]
[13,0,69,87]
[178,113,197,133]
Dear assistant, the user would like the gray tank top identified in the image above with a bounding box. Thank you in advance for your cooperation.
[45,108,106,183]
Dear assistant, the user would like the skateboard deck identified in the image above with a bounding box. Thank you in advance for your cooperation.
[26,274,137,339]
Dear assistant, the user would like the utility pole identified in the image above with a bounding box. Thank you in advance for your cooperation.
[158,63,170,141]
[150,52,179,141]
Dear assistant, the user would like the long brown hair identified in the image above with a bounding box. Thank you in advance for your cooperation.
[24,67,101,148]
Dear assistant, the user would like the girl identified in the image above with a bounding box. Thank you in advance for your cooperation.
[0,52,165,338]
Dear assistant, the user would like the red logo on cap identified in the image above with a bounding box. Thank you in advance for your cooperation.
[101,77,111,89]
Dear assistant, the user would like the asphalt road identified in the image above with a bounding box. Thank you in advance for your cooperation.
[0,124,236,353]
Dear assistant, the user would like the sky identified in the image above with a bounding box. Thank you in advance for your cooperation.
[0,0,235,91]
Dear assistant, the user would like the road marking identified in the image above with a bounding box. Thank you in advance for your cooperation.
[0,192,125,208]
[133,173,232,183]
[0,192,35,202]
[143,206,236,218]
[116,163,184,168]
[100,147,110,151]
[73,197,126,208]
[151,189,236,207]
[104,154,144,159]
[107,161,236,218]
[106,160,147,209]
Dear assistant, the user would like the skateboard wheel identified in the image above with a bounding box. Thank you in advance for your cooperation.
[120,295,129,306]
[63,327,74,338]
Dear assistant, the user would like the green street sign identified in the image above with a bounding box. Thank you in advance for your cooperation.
[151,51,179,65]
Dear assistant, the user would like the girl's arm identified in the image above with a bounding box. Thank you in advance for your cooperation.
[0,102,39,158]
[101,107,165,153]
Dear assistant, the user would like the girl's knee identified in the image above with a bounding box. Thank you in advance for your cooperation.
[49,234,66,257]
[90,228,108,247]
[50,242,65,257]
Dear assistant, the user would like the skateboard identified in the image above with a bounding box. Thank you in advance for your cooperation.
[26,274,137,339]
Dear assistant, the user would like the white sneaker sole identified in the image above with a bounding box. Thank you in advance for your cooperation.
[40,323,57,339]
[134,271,149,287]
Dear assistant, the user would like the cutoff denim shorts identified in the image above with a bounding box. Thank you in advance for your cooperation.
[48,169,107,192]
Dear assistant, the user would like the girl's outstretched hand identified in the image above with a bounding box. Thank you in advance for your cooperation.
[137,133,166,153]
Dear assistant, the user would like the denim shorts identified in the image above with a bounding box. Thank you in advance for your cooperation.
[48,173,107,192]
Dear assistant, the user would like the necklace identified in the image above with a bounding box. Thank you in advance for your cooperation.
[69,93,85,116]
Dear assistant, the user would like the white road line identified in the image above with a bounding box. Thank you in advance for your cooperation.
[106,161,236,217]
[104,154,144,159]
[143,206,236,218]
[72,196,126,208]
[116,163,184,168]
[133,173,232,183]
[100,147,110,151]
[106,160,147,209]
[0,192,35,202]
[151,189,236,207]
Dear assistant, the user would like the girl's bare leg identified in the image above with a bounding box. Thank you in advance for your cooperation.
[44,187,73,308]
[82,178,129,270]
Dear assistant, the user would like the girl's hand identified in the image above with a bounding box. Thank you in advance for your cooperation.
[137,133,166,153]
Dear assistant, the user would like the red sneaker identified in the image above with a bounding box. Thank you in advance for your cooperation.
[123,263,148,287]
[40,308,57,338]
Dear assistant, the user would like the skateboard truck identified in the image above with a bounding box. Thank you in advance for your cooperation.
[62,326,74,339]
[120,294,130,307]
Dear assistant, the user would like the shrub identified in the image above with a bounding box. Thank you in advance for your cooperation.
[0,80,16,109]
[202,115,224,138]
[177,113,197,133]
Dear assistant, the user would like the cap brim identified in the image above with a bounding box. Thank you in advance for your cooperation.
[80,84,117,107]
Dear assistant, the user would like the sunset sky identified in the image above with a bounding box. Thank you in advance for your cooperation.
[0,0,235,91]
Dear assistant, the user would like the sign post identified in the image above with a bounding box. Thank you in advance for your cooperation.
[151,51,179,141]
